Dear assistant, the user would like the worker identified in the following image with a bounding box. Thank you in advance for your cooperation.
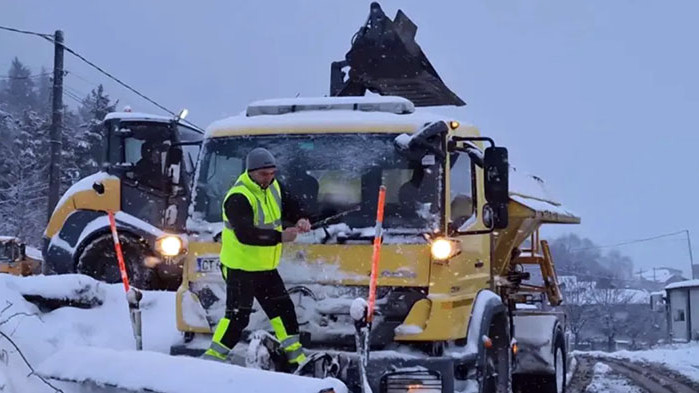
[133,140,167,190]
[202,147,311,371]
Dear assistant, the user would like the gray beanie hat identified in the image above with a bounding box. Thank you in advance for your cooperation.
[246,148,276,171]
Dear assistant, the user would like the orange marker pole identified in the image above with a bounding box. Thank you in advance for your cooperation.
[107,211,130,292]
[108,211,143,350]
[366,186,386,323]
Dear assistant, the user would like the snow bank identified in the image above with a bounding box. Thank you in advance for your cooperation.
[0,275,347,393]
[584,341,699,384]
[37,346,346,393]
[2,273,105,307]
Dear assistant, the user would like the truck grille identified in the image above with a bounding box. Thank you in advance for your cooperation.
[381,370,442,392]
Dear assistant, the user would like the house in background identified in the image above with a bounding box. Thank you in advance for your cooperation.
[665,280,699,342]
[639,267,686,291]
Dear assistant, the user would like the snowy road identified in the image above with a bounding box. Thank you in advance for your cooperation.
[568,354,699,393]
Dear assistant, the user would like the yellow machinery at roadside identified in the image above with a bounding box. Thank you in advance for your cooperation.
[0,236,41,276]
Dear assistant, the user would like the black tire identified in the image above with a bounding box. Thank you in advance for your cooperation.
[514,331,566,393]
[480,312,511,393]
[540,332,566,393]
[77,233,154,289]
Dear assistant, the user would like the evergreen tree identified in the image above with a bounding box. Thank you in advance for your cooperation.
[1,57,39,113]
[74,84,116,179]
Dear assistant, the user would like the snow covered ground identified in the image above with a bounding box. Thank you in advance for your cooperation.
[0,274,346,393]
[580,341,699,384]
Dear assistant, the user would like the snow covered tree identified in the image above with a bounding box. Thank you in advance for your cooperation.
[74,84,116,179]
[0,58,39,113]
[0,111,50,244]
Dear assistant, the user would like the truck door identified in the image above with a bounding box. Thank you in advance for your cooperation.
[164,124,203,231]
[109,120,173,228]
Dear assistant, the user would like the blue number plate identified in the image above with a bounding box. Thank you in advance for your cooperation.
[195,257,221,273]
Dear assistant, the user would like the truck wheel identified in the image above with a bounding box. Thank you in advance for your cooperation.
[541,333,566,393]
[480,312,511,393]
[77,233,153,289]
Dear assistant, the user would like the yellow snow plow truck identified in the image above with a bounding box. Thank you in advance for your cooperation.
[173,96,579,393]
[170,3,579,393]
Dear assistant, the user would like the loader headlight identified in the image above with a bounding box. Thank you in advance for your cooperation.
[430,238,461,261]
[155,235,184,257]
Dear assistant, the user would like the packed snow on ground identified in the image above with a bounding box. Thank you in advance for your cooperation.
[584,362,643,393]
[0,274,346,393]
[583,341,699,384]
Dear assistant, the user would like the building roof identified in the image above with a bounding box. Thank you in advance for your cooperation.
[641,268,685,283]
[665,279,699,290]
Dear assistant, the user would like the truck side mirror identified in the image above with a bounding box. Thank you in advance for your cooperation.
[484,146,509,229]
[19,243,26,259]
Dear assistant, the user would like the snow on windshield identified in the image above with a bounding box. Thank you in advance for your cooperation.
[190,133,441,238]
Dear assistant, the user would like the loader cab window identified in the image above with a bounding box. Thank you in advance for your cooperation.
[450,153,475,231]
[120,122,171,191]
[0,243,12,261]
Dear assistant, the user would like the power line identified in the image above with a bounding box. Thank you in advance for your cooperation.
[1,24,203,129]
[0,25,51,39]
[42,36,178,118]
[65,69,98,87]
[569,230,688,252]
[0,72,51,80]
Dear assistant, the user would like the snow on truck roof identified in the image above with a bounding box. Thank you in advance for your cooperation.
[103,111,173,123]
[206,96,477,138]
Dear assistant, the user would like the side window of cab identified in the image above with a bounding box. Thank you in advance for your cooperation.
[449,152,475,231]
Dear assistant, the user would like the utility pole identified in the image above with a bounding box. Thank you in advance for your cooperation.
[47,30,64,220]
[686,230,695,279]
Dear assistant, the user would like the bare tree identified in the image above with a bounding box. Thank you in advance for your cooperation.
[561,279,591,348]
[589,287,635,351]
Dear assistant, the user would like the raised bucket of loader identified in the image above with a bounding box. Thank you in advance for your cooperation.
[331,2,466,107]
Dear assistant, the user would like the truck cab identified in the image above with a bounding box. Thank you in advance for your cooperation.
[43,111,202,290]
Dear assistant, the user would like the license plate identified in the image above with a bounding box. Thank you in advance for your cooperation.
[195,257,221,273]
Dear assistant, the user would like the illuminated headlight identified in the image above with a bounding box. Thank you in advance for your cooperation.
[155,235,184,257]
[430,238,461,261]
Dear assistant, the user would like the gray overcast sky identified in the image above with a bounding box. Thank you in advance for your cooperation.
[1,0,698,277]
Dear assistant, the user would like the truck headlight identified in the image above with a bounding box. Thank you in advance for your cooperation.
[430,238,461,261]
[155,235,184,257]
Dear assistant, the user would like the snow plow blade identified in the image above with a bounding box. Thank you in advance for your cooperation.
[36,346,346,393]
[331,2,466,107]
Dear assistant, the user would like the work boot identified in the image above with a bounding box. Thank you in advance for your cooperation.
[200,348,228,363]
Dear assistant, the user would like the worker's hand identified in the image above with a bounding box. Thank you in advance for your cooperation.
[282,227,299,243]
[296,218,311,233]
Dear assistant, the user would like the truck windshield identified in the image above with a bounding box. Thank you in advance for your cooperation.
[192,133,441,231]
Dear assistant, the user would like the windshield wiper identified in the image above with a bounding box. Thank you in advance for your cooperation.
[310,206,361,230]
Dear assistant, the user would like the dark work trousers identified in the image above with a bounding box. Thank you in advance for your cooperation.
[217,267,300,350]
